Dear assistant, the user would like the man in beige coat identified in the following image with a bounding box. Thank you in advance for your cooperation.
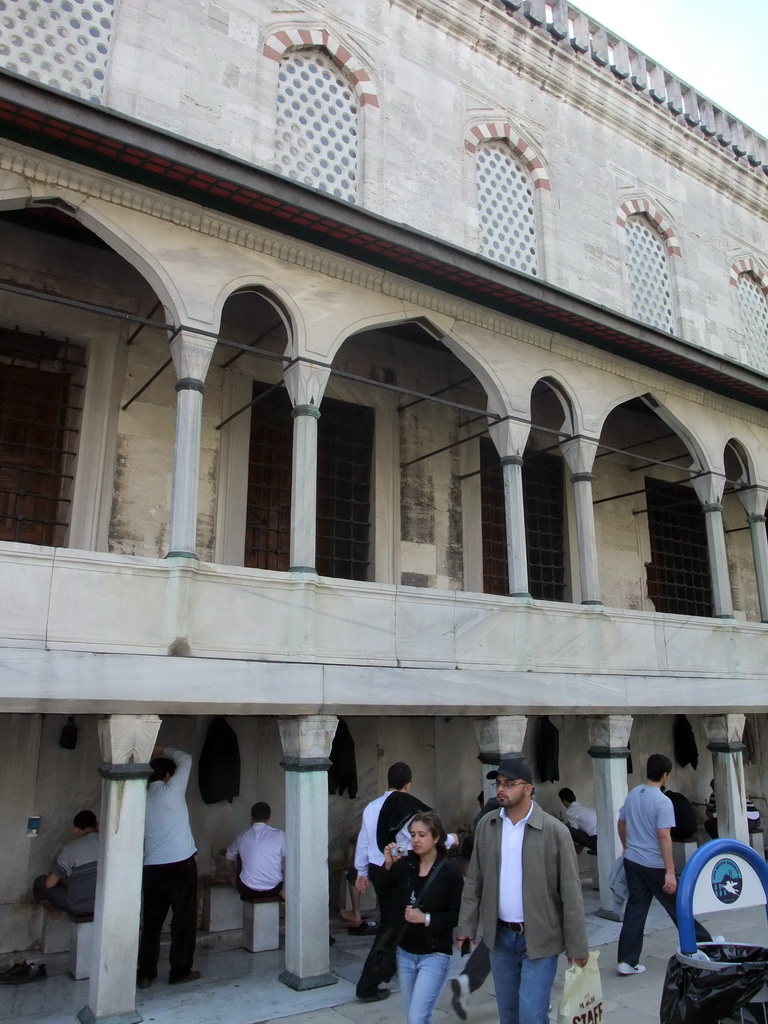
[457,758,588,1024]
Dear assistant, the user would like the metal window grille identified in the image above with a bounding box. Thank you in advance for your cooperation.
[244,383,293,571]
[644,477,712,616]
[244,384,373,580]
[0,332,85,546]
[524,452,566,601]
[316,397,373,581]
[479,438,508,595]
[479,441,566,600]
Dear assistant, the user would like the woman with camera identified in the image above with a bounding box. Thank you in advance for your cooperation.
[381,812,464,1024]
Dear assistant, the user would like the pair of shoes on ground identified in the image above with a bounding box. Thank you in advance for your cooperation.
[451,974,470,1020]
[359,988,390,1002]
[0,961,47,985]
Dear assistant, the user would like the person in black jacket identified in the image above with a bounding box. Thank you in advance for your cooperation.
[380,813,464,1024]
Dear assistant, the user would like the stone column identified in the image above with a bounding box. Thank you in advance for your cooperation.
[167,330,217,559]
[703,714,749,844]
[78,714,161,1024]
[560,436,602,605]
[738,487,768,622]
[690,473,734,618]
[283,361,331,573]
[474,715,527,803]
[278,715,338,991]
[586,715,633,921]
[488,418,532,597]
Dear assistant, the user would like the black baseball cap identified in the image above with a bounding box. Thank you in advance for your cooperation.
[486,758,533,784]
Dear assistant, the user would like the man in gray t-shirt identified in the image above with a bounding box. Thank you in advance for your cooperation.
[32,810,99,917]
[616,754,711,976]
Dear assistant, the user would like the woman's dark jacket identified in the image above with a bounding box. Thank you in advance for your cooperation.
[379,852,464,955]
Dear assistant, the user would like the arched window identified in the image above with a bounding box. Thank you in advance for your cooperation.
[737,272,768,373]
[476,142,538,276]
[275,48,358,203]
[625,215,675,332]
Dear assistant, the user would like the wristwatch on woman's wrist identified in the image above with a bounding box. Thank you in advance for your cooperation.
[424,913,431,927]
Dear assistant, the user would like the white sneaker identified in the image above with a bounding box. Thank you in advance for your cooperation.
[450,975,470,1021]
[617,962,646,975]
[710,935,726,943]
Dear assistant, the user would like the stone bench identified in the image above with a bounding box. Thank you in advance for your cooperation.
[67,913,94,980]
[241,896,281,952]
[202,883,243,932]
[672,840,698,873]
[749,830,765,857]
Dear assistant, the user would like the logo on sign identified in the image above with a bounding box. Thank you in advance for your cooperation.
[711,858,743,905]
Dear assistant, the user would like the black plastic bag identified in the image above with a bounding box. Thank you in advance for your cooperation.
[660,945,768,1024]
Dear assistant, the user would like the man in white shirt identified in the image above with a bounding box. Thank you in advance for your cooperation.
[559,787,598,854]
[457,759,588,1024]
[354,762,458,1002]
[137,746,199,990]
[226,802,285,900]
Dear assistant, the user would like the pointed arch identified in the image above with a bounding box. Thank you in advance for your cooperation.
[263,28,379,107]
[464,122,550,190]
[616,199,681,257]
[729,257,768,291]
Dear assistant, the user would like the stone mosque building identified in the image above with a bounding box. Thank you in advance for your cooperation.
[0,0,767,1019]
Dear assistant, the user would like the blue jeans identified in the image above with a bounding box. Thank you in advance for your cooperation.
[489,928,558,1024]
[396,948,451,1024]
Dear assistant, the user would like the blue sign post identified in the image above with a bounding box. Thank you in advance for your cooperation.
[677,839,768,954]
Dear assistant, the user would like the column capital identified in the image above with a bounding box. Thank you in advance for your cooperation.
[169,329,216,383]
[586,714,633,755]
[690,471,726,507]
[738,486,768,519]
[487,416,530,459]
[98,714,161,765]
[283,359,331,408]
[278,715,338,768]
[560,435,600,475]
[473,715,527,763]
[703,713,746,752]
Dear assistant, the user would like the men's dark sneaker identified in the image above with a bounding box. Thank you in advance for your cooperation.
[2,963,46,985]
[451,975,470,1020]
[359,988,391,1002]
[137,976,152,990]
[169,970,201,985]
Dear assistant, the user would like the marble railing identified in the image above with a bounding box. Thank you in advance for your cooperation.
[2,544,765,698]
[492,0,767,178]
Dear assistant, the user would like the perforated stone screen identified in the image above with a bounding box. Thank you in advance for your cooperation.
[625,216,675,333]
[737,273,768,374]
[275,49,358,204]
[476,143,538,276]
[0,0,114,103]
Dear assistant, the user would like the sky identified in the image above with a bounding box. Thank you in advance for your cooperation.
[571,0,768,138]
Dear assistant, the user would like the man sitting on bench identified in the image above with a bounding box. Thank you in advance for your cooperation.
[33,810,99,917]
[226,802,285,901]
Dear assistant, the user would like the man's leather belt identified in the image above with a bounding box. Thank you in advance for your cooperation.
[498,919,524,932]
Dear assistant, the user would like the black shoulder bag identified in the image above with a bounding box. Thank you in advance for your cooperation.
[365,859,448,986]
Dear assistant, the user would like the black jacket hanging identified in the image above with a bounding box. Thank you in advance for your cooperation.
[535,715,560,783]
[328,717,358,798]
[198,716,241,804]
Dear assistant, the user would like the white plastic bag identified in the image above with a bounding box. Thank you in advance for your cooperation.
[557,949,603,1024]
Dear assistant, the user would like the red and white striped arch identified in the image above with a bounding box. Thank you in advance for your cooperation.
[729,257,768,292]
[263,29,379,107]
[616,199,681,257]
[465,123,550,191]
